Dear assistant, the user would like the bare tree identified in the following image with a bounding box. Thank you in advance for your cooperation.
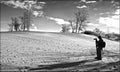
[75,9,88,33]
[13,17,20,31]
[19,16,25,31]
[69,20,76,33]
[8,17,15,31]
[26,10,31,31]
[8,23,14,32]
[61,24,70,33]
[2,0,46,31]
[19,11,33,31]
[9,17,20,31]
[22,0,45,31]
[19,11,29,31]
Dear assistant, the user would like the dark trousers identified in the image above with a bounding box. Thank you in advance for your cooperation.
[96,47,102,59]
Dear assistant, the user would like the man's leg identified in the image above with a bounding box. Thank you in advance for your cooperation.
[95,48,99,59]
[98,48,102,60]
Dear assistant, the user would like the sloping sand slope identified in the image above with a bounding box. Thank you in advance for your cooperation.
[0,32,119,72]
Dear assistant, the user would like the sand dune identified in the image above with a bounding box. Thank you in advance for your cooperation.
[0,32,119,72]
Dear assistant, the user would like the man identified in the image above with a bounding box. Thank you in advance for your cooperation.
[94,36,105,60]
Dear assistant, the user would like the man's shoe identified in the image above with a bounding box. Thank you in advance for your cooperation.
[97,59,102,60]
[97,58,102,60]
[95,57,98,59]
[98,59,102,60]
[95,57,102,60]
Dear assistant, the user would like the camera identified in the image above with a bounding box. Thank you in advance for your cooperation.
[93,38,97,40]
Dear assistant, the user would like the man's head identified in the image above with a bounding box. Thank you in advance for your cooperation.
[98,36,102,40]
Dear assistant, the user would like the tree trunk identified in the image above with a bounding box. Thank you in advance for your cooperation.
[27,10,30,31]
[76,21,78,33]
[78,21,82,33]
[77,25,79,33]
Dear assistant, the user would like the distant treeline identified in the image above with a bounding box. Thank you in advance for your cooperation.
[83,30,120,41]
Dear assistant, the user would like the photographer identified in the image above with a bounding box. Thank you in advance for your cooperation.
[94,36,106,60]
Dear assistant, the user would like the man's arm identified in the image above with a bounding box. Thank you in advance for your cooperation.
[94,38,98,47]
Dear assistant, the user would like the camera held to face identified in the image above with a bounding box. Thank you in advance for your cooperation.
[94,38,97,40]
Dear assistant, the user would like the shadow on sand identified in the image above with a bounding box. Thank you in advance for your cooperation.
[29,59,97,71]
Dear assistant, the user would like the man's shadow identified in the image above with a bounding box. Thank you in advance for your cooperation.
[29,59,97,71]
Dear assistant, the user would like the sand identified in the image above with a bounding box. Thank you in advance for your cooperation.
[0,32,119,72]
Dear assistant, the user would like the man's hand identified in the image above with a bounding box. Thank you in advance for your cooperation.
[94,38,97,40]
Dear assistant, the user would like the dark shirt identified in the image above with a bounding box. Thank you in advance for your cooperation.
[96,39,103,49]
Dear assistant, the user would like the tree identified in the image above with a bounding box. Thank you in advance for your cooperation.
[13,17,20,31]
[8,17,20,31]
[69,20,76,33]
[8,17,15,31]
[61,24,70,33]
[8,23,14,32]
[19,11,32,31]
[25,10,31,31]
[18,0,45,31]
[19,16,25,31]
[75,9,88,33]
[1,0,46,31]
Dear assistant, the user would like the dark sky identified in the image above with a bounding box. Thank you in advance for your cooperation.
[0,0,119,33]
